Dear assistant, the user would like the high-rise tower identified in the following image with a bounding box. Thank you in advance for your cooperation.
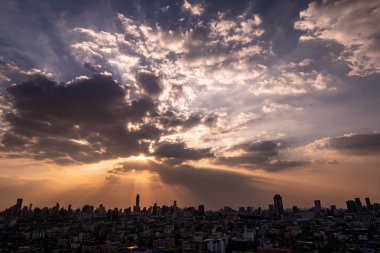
[365,197,372,210]
[355,197,363,211]
[314,200,321,213]
[273,194,284,218]
[15,198,23,217]
[135,193,140,212]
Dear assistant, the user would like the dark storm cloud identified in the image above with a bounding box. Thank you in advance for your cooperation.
[154,142,213,160]
[158,111,217,130]
[231,140,282,155]
[6,75,127,122]
[1,74,217,164]
[136,72,163,96]
[216,140,310,172]
[326,133,380,155]
[1,74,158,163]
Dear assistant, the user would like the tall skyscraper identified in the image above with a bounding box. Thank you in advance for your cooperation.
[15,198,23,217]
[136,194,140,208]
[16,198,23,210]
[355,197,363,211]
[135,193,140,213]
[273,194,284,218]
[365,197,372,210]
[314,200,322,214]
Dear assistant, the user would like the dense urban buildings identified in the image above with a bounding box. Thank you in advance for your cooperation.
[1,194,379,252]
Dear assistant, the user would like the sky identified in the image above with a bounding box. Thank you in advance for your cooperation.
[0,0,379,210]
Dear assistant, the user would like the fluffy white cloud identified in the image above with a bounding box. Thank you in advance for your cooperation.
[295,0,380,76]
[262,102,303,113]
[70,11,269,108]
[250,65,338,96]
[182,0,204,16]
[67,10,340,155]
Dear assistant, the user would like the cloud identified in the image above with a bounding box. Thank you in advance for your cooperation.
[136,72,163,96]
[1,74,158,163]
[182,0,204,16]
[294,0,380,76]
[1,74,219,164]
[153,142,213,161]
[250,64,338,96]
[307,133,380,156]
[262,102,303,113]
[0,60,54,85]
[216,140,310,172]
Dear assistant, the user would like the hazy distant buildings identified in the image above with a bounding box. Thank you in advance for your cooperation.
[273,194,284,218]
[1,195,380,252]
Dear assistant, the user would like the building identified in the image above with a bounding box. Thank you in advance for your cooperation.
[269,204,275,215]
[14,198,23,217]
[257,247,291,253]
[198,205,205,216]
[355,197,363,211]
[314,200,321,214]
[346,200,357,212]
[274,194,284,218]
[365,197,372,210]
[134,193,140,213]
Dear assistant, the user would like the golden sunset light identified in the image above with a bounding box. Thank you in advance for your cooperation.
[0,1,380,251]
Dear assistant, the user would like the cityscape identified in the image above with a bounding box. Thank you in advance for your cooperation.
[1,194,379,252]
[1,0,380,252]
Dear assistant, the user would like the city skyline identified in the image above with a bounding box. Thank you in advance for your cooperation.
[2,194,378,212]
[2,195,379,252]
[0,0,380,210]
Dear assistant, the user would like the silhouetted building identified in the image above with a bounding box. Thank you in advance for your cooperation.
[365,197,372,210]
[355,197,363,211]
[314,200,321,214]
[199,204,205,215]
[134,193,140,213]
[14,198,23,217]
[153,203,158,215]
[274,194,284,218]
[269,204,275,215]
[346,200,356,212]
